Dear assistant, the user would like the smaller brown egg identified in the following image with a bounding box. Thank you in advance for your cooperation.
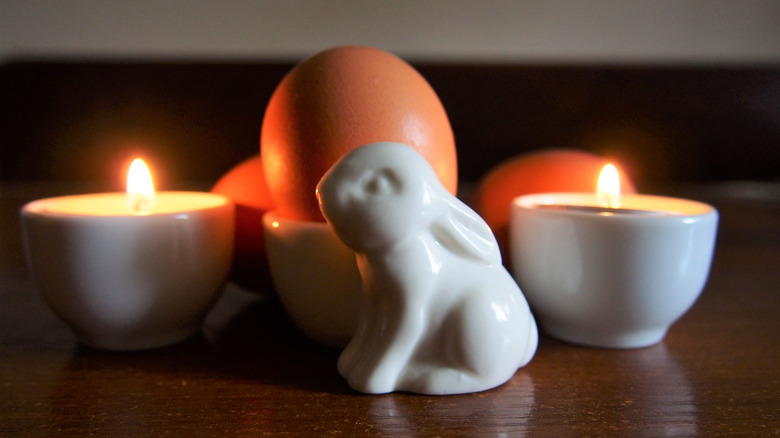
[474,149,637,263]
[212,155,276,291]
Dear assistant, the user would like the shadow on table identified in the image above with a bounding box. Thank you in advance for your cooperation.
[54,286,348,394]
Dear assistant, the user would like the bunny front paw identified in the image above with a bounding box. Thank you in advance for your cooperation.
[343,365,398,394]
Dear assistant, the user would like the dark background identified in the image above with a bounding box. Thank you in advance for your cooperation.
[2,61,779,191]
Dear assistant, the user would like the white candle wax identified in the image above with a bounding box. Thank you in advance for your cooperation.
[27,191,229,216]
[518,192,714,216]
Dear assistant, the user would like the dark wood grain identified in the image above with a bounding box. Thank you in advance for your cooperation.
[1,184,779,436]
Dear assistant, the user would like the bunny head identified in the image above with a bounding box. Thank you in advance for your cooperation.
[317,142,501,266]
[316,142,437,252]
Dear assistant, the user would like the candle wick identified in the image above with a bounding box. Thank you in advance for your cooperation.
[134,199,144,213]
[597,192,621,210]
[130,195,153,214]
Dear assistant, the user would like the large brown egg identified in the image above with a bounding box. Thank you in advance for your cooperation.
[261,46,458,221]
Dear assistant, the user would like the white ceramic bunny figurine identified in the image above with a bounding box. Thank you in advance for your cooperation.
[316,142,538,395]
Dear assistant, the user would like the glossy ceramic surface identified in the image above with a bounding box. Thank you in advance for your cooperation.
[317,142,538,395]
[20,193,234,350]
[510,193,718,348]
[262,211,362,349]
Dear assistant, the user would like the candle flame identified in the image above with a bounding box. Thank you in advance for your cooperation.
[597,164,620,208]
[127,158,156,214]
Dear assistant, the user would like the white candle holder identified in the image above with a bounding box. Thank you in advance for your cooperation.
[262,210,362,349]
[510,192,718,349]
[21,192,234,350]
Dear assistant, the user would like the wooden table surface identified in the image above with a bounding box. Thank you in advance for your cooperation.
[1,182,778,436]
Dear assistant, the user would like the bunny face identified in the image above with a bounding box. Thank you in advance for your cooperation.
[317,142,439,252]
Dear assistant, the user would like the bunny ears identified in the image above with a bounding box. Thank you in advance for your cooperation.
[318,142,502,266]
[431,194,503,267]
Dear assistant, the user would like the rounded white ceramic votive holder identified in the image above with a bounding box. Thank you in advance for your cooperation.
[509,192,718,349]
[262,211,361,349]
[21,192,234,350]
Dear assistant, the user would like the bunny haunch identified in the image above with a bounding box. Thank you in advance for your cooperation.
[316,142,538,395]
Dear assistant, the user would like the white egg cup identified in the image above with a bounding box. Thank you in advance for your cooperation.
[510,192,719,349]
[262,211,362,349]
[316,142,538,395]
[21,193,234,350]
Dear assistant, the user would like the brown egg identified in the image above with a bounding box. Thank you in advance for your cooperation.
[211,155,275,290]
[261,46,458,221]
